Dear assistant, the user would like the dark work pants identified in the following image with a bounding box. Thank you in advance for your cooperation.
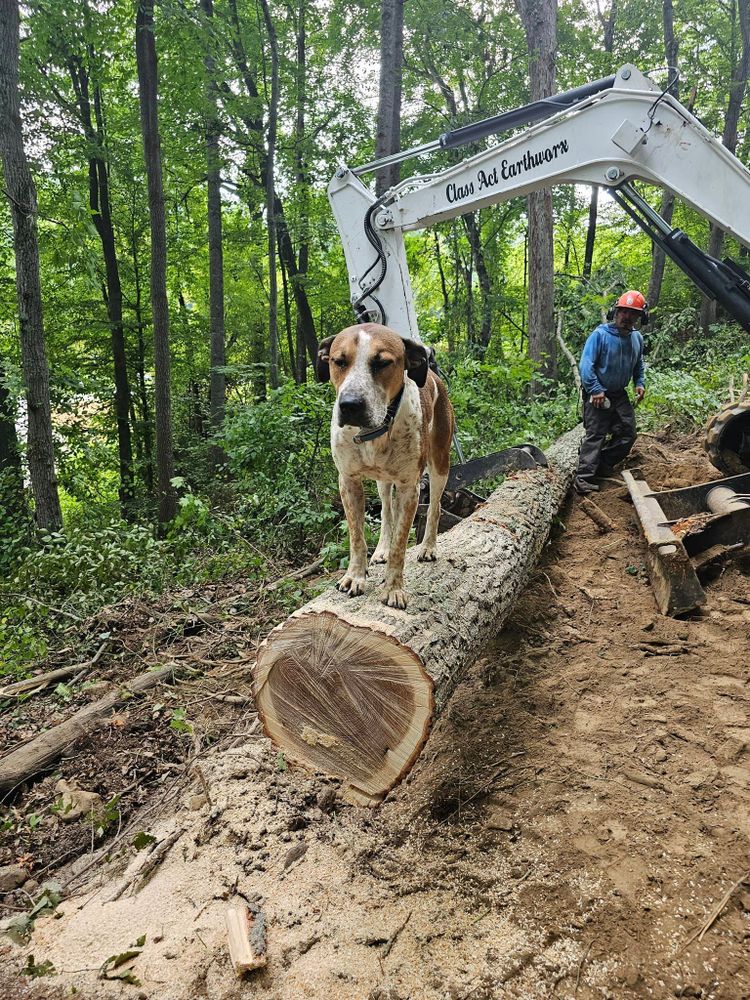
[576,389,637,483]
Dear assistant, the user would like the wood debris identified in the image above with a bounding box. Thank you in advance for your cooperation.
[580,498,616,533]
[226,899,267,975]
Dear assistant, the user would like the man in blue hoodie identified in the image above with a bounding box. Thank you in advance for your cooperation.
[574,290,647,495]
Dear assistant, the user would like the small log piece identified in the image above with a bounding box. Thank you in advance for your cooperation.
[226,901,267,975]
[579,497,616,533]
[253,426,583,804]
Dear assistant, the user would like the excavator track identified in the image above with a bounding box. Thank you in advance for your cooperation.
[704,399,750,475]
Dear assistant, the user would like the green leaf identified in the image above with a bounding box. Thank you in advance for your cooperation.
[23,955,56,978]
[28,881,62,919]
[5,914,32,945]
[132,832,157,851]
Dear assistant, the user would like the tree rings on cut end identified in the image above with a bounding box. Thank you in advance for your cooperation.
[254,612,433,804]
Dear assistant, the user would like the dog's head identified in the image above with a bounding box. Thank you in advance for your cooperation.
[316,324,429,428]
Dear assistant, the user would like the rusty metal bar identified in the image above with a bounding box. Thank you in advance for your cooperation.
[622,470,706,616]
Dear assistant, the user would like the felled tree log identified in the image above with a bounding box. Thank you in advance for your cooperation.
[254,425,583,804]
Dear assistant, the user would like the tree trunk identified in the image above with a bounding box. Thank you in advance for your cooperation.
[130,221,154,493]
[259,0,280,390]
[583,186,598,280]
[68,58,135,516]
[648,0,678,311]
[0,357,26,522]
[375,0,404,197]
[0,0,62,531]
[135,0,176,524]
[700,0,750,332]
[516,0,557,393]
[228,0,317,368]
[583,0,617,281]
[294,0,309,384]
[254,425,583,804]
[200,0,227,472]
[462,213,496,351]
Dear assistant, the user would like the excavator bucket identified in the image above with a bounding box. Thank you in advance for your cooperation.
[415,444,548,541]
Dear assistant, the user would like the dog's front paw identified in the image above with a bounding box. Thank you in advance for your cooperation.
[384,587,408,609]
[417,543,437,562]
[369,548,389,565]
[338,572,366,597]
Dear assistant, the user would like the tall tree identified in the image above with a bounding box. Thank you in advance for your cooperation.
[583,0,616,281]
[135,0,176,523]
[66,44,135,515]
[375,0,405,197]
[227,0,318,383]
[516,0,557,392]
[700,0,750,331]
[293,0,310,383]
[259,0,280,390]
[0,0,62,530]
[647,0,678,311]
[0,359,25,522]
[199,0,227,470]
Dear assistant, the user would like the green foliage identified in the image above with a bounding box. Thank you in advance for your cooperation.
[23,956,56,979]
[219,380,341,557]
[446,355,579,459]
[169,707,193,735]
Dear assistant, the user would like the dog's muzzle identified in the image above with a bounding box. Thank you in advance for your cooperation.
[337,394,373,428]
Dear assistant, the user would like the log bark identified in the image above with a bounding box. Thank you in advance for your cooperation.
[254,426,583,804]
[0,663,180,796]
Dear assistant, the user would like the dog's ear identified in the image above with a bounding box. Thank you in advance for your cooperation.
[403,339,429,388]
[315,336,336,383]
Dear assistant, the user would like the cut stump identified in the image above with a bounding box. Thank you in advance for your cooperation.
[254,425,583,804]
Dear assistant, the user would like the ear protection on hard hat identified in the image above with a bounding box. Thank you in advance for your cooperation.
[607,290,649,326]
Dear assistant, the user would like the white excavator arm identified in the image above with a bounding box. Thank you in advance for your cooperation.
[329,64,750,340]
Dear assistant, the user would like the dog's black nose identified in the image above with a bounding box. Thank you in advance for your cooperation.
[338,395,367,426]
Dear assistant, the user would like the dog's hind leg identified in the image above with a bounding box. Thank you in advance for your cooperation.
[417,463,448,563]
[370,480,393,565]
[383,481,420,609]
[338,474,368,597]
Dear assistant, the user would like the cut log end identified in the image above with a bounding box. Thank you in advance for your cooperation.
[254,612,433,802]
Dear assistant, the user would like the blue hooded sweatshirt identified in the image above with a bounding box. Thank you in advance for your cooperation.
[579,322,645,395]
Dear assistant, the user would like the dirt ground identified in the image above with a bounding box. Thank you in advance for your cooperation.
[1,432,749,1000]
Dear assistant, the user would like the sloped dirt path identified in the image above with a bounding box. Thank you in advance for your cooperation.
[2,433,749,1000]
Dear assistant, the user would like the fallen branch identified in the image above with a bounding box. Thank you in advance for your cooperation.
[0,640,110,699]
[108,828,184,902]
[381,911,411,959]
[0,663,183,797]
[579,498,616,534]
[621,769,665,791]
[682,869,750,951]
[575,937,597,992]
[264,557,325,593]
[556,312,582,393]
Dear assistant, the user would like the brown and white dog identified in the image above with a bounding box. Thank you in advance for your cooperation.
[317,323,454,609]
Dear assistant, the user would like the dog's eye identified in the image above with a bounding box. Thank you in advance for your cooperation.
[332,357,347,369]
[371,357,393,372]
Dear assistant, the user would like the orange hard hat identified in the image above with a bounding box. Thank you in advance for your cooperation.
[615,290,647,312]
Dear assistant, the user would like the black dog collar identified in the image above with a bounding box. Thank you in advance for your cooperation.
[353,386,405,444]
